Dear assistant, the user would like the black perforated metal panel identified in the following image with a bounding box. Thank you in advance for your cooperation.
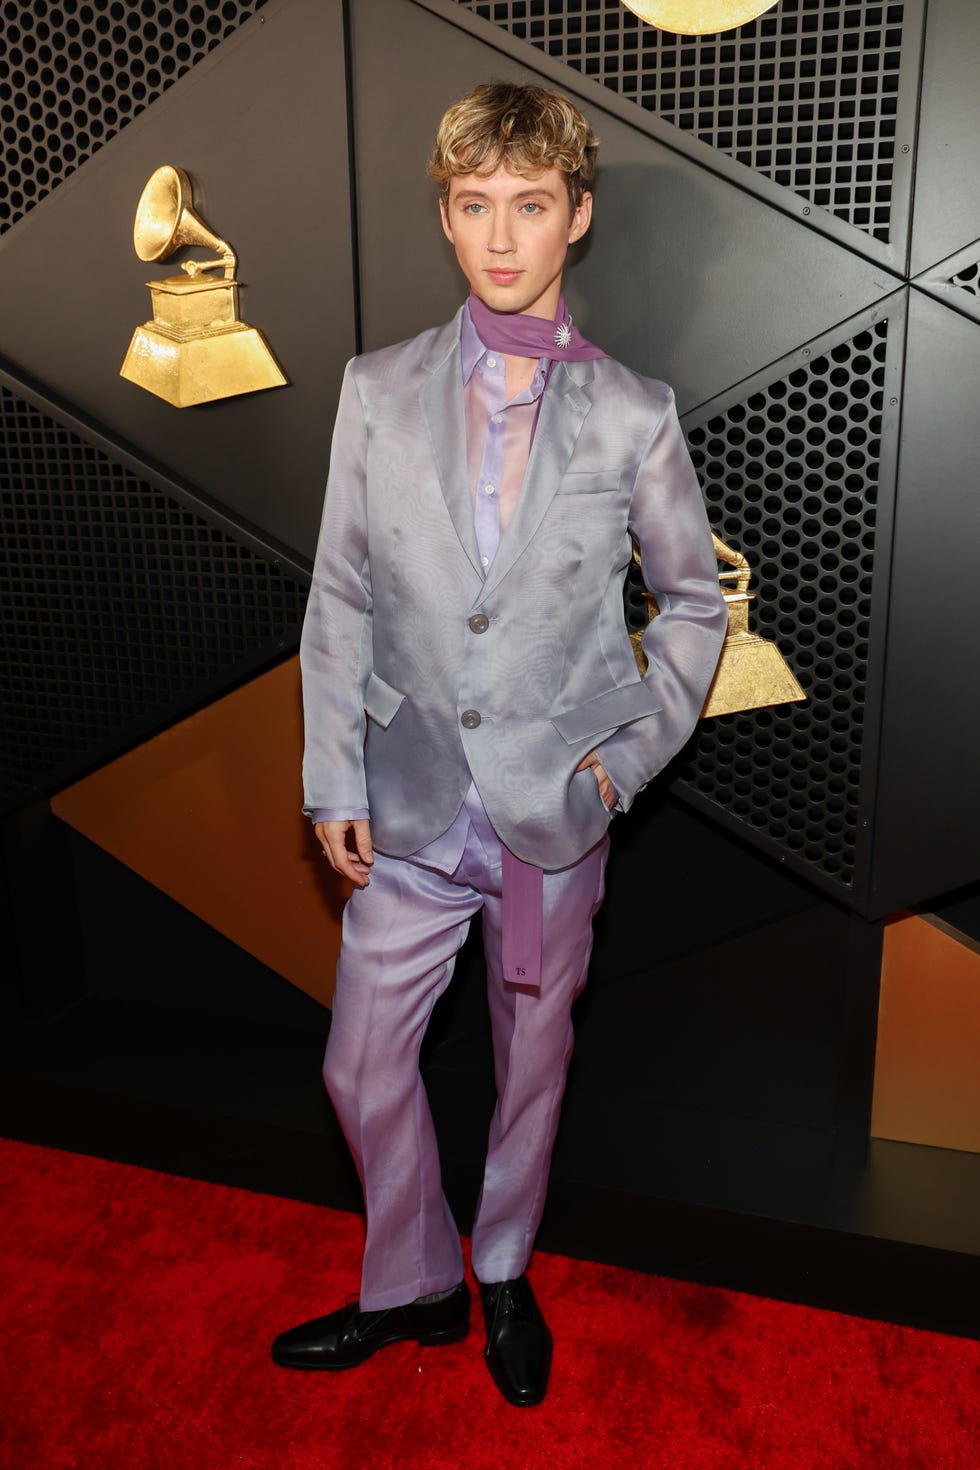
[0,0,268,235]
[625,318,887,890]
[0,382,307,809]
[455,0,904,242]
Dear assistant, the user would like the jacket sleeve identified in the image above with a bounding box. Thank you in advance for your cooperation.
[300,360,374,815]
[595,388,727,812]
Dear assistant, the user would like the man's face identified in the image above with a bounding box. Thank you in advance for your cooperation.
[440,163,592,319]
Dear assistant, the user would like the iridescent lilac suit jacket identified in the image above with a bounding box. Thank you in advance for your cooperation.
[301,307,727,868]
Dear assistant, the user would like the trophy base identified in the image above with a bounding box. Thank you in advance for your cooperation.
[120,322,286,407]
[701,633,806,718]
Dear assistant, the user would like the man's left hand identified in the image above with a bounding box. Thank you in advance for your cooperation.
[576,750,617,810]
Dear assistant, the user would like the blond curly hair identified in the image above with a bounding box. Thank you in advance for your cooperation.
[428,82,598,209]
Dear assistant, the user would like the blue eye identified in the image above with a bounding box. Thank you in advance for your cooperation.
[521,202,542,214]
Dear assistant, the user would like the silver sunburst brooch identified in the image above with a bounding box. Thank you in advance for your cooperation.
[554,318,573,350]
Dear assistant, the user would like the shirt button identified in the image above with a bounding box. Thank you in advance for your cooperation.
[461,709,482,729]
[486,356,497,368]
[492,413,504,424]
[484,484,495,496]
[481,555,489,567]
[468,613,490,634]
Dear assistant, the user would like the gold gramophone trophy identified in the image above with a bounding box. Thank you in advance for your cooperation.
[120,165,286,407]
[631,533,806,716]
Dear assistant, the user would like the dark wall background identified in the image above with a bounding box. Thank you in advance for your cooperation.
[1,0,979,1244]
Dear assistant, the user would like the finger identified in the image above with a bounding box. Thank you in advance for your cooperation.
[575,751,599,772]
[591,761,616,810]
[323,830,370,886]
[322,832,350,872]
[314,821,371,883]
[329,845,371,887]
[351,820,374,867]
[314,821,345,859]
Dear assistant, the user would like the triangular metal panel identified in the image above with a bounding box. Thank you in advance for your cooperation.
[357,0,900,415]
[415,0,926,278]
[0,365,309,815]
[667,294,908,905]
[868,289,980,913]
[0,0,269,236]
[0,0,354,563]
[908,0,980,277]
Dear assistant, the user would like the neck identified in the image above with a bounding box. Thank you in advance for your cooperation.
[472,290,563,325]
[518,281,562,320]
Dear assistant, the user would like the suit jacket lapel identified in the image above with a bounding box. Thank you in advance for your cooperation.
[420,311,483,577]
[481,358,594,599]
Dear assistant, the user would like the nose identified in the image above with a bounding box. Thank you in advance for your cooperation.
[486,212,516,255]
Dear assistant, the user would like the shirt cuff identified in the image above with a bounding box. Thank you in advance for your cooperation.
[310,808,370,823]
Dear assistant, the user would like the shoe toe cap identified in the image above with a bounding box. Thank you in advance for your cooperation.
[271,1309,346,1365]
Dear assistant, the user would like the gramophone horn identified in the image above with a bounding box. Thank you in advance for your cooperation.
[132,165,235,277]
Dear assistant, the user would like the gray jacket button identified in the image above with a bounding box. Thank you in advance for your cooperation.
[460,709,482,729]
[468,613,490,634]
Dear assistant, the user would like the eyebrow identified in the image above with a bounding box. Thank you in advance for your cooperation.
[453,185,560,202]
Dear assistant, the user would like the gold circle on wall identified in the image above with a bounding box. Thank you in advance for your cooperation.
[622,1,779,34]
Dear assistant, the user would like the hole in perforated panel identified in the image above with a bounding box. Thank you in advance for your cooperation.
[949,259,980,301]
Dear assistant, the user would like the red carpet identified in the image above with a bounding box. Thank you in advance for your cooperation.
[1,1136,977,1469]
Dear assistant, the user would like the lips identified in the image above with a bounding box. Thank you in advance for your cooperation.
[486,269,522,284]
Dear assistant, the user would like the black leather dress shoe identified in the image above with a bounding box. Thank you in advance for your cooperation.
[271,1281,470,1370]
[479,1275,553,1406]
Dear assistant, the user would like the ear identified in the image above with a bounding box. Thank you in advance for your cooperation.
[439,195,454,245]
[567,190,593,245]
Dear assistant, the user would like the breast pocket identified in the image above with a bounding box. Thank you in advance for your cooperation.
[555,470,624,496]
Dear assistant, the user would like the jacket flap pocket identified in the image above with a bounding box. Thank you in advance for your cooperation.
[363,671,406,729]
[551,680,662,744]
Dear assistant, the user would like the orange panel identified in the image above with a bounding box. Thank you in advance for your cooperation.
[52,657,348,1008]
[871,913,980,1154]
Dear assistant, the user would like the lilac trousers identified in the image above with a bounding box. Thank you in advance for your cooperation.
[323,785,609,1311]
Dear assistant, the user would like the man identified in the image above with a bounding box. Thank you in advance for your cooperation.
[272,82,727,1406]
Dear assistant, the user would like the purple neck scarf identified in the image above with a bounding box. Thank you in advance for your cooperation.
[464,291,606,990]
[467,291,608,362]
